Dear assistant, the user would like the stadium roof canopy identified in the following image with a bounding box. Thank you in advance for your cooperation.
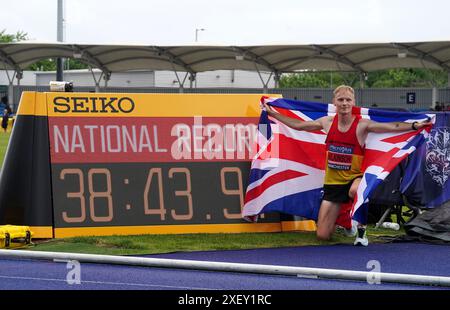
[1,41,450,87]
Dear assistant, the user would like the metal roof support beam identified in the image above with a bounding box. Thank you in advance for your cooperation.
[0,51,22,105]
[392,43,450,71]
[4,69,22,111]
[253,62,273,93]
[151,47,195,75]
[233,47,280,92]
[274,72,281,88]
[231,46,278,73]
[89,68,104,92]
[152,46,196,92]
[189,72,196,88]
[173,70,189,93]
[3,68,15,107]
[72,45,111,82]
[16,70,22,86]
[1,67,15,85]
[254,64,265,90]
[104,72,111,88]
[311,45,367,75]
[263,71,274,93]
[0,50,21,74]
[0,55,22,108]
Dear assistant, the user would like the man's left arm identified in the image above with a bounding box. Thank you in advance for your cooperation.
[366,119,432,133]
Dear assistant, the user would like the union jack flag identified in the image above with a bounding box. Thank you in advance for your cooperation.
[242,97,434,225]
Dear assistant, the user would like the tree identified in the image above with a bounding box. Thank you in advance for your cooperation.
[280,68,448,88]
[366,69,447,88]
[279,72,331,88]
[28,58,90,71]
[0,29,28,42]
[279,71,360,88]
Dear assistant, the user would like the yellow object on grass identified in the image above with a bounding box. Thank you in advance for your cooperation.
[0,225,33,249]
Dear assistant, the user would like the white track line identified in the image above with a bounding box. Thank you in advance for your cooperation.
[0,275,215,290]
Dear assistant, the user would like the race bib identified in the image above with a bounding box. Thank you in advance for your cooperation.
[327,144,353,170]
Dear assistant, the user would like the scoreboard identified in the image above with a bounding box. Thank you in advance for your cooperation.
[0,92,318,238]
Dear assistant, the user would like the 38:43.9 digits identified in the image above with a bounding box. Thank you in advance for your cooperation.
[58,166,247,224]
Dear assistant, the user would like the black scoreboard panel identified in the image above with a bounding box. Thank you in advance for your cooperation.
[0,92,288,238]
[43,93,287,237]
[52,161,279,227]
[0,92,311,238]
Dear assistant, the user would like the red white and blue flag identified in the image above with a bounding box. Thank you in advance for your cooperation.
[242,97,434,225]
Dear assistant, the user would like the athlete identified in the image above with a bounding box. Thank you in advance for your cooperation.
[263,85,431,246]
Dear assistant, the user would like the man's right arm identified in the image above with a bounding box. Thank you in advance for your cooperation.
[263,102,324,131]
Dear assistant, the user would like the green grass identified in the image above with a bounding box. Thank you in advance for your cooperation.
[0,132,10,168]
[28,226,405,255]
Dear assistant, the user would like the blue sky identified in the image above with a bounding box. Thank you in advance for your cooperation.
[3,0,450,45]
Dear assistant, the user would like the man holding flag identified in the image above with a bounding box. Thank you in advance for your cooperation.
[245,85,432,246]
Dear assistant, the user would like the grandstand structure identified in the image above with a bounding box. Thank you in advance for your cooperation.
[1,41,450,111]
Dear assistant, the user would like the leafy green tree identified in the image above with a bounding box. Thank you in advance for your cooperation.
[0,29,28,42]
[27,58,89,71]
[279,72,330,88]
[65,58,89,70]
[279,71,361,88]
[366,69,447,88]
[280,68,448,88]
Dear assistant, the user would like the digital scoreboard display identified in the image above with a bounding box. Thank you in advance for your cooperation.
[0,92,318,238]
[0,92,287,238]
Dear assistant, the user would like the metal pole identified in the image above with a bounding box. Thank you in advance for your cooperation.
[7,82,14,112]
[195,28,205,42]
[189,73,196,89]
[1,250,450,287]
[359,73,365,89]
[56,0,64,81]
[274,72,280,89]
[432,87,438,109]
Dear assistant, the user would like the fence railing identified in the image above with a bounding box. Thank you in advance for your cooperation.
[9,85,449,112]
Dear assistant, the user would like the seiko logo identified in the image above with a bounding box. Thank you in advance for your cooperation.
[53,96,135,113]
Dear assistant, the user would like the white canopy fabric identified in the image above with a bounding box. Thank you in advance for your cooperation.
[1,41,450,76]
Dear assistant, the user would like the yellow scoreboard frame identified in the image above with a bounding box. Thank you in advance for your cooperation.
[0,92,315,238]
